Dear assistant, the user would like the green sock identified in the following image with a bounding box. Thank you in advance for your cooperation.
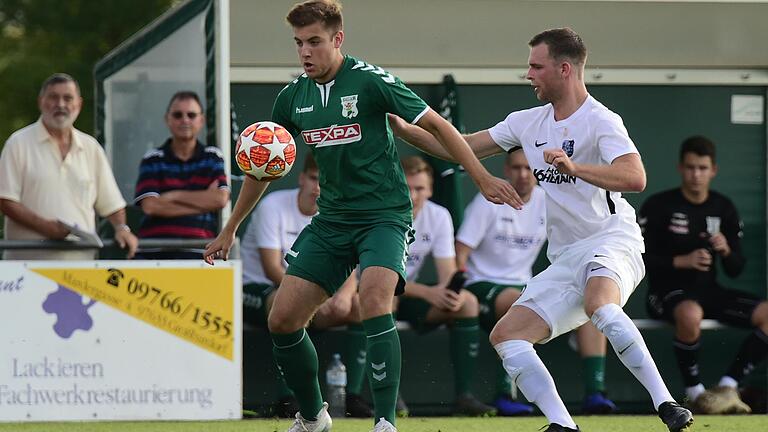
[346,323,367,395]
[583,355,606,395]
[451,317,480,396]
[275,369,295,399]
[271,329,323,420]
[495,356,513,398]
[363,313,401,425]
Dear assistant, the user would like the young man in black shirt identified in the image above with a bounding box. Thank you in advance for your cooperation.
[639,136,768,414]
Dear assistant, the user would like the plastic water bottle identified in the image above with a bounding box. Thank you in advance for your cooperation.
[326,353,347,417]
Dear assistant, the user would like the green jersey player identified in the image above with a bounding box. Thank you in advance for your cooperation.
[203,2,520,432]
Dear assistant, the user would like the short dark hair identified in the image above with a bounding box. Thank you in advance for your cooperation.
[166,91,203,114]
[39,73,80,97]
[401,155,434,181]
[286,0,343,33]
[680,135,716,164]
[303,153,318,173]
[529,27,587,66]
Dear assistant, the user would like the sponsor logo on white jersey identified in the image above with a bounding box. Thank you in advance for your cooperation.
[301,124,362,147]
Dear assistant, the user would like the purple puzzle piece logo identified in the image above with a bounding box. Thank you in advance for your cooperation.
[42,285,97,338]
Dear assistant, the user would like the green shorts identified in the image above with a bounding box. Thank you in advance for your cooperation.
[243,282,274,327]
[464,281,524,332]
[285,217,413,296]
[396,297,440,333]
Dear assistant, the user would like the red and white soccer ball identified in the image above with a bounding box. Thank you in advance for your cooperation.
[235,121,297,181]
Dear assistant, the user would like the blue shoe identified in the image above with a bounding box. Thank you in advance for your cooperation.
[493,395,535,416]
[582,392,617,414]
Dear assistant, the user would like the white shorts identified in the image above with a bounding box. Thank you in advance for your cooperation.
[514,239,645,343]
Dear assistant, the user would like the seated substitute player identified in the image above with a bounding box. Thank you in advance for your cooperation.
[389,27,693,432]
[640,135,768,414]
[456,149,617,416]
[203,2,520,432]
[394,155,496,417]
[241,154,372,418]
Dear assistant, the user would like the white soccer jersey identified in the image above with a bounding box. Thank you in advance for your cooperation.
[488,95,644,259]
[241,189,314,285]
[406,200,455,281]
[457,186,547,286]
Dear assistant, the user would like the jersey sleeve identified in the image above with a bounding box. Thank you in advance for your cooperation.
[252,193,282,250]
[720,197,746,277]
[456,193,494,249]
[487,111,524,153]
[207,147,230,190]
[595,112,639,164]
[368,72,429,124]
[0,136,24,202]
[133,154,159,204]
[432,204,456,259]
[271,85,300,137]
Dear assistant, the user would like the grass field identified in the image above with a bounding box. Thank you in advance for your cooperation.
[1,416,766,432]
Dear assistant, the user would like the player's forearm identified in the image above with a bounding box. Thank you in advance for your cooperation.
[164,189,230,211]
[140,197,206,217]
[223,177,270,234]
[0,199,61,238]
[394,120,454,160]
[572,160,646,192]
[402,281,431,299]
[454,241,472,270]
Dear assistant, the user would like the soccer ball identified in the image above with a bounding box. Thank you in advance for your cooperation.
[235,121,297,181]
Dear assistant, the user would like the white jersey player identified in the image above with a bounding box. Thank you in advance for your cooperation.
[390,27,692,432]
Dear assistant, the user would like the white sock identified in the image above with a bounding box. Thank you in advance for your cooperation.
[718,376,738,389]
[686,383,706,401]
[591,303,674,410]
[495,340,576,429]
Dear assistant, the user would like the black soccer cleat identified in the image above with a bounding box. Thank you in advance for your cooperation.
[345,392,373,418]
[541,423,580,431]
[658,401,694,432]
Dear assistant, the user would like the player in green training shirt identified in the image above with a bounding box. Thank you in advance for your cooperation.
[203,2,521,431]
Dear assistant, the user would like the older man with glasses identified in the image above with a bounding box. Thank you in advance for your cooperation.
[133,91,230,259]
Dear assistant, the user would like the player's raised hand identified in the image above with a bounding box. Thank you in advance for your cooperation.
[544,148,577,175]
[203,230,236,265]
[477,174,523,209]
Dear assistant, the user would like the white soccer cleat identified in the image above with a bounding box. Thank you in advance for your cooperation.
[286,402,332,432]
[370,417,398,432]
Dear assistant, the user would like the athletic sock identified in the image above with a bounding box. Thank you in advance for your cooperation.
[673,338,702,388]
[271,328,323,420]
[451,317,480,396]
[583,355,606,395]
[686,383,706,402]
[495,359,514,398]
[345,323,367,395]
[725,328,768,382]
[495,340,576,429]
[363,313,401,425]
[591,303,674,410]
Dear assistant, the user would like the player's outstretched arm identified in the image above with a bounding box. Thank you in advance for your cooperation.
[388,113,502,161]
[203,176,270,265]
[415,110,523,209]
[544,150,646,193]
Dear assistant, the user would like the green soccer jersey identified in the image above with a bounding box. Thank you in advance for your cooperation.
[272,55,430,224]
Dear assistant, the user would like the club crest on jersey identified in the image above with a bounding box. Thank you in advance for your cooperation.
[562,139,575,157]
[341,95,359,119]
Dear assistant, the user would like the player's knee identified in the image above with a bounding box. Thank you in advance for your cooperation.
[673,301,703,331]
[458,290,479,316]
[267,308,302,334]
[751,301,768,328]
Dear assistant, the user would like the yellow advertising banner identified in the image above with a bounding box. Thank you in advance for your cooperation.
[32,267,234,360]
